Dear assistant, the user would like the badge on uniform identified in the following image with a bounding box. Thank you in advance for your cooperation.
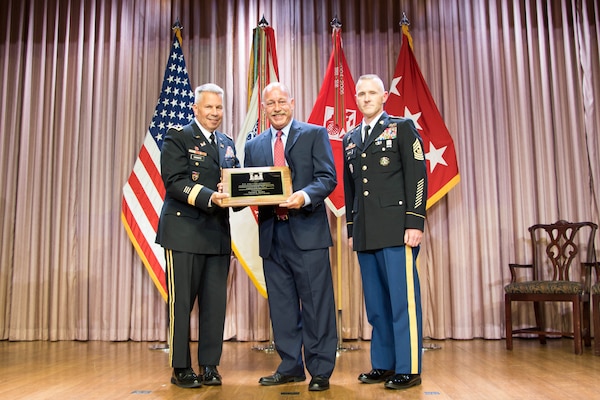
[225,146,235,158]
[380,156,390,166]
[413,139,424,161]
[191,171,199,181]
[380,125,397,140]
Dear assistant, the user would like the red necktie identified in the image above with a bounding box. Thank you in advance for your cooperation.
[273,131,288,220]
[274,131,285,166]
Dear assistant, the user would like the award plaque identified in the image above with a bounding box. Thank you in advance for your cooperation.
[221,166,292,207]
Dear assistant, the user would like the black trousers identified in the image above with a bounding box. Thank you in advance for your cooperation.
[165,249,230,368]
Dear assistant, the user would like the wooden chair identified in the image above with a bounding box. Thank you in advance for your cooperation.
[505,220,598,354]
[593,276,600,356]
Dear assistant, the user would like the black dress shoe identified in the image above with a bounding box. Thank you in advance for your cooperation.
[358,369,395,384]
[308,376,330,391]
[258,372,306,386]
[201,365,222,386]
[384,373,422,390]
[171,367,202,388]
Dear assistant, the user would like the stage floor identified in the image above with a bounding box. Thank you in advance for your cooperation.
[1,338,599,399]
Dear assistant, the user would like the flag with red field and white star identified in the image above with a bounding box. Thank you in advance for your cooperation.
[385,25,460,208]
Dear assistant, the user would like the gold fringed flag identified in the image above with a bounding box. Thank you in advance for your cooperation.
[307,22,361,217]
[229,19,279,297]
[385,24,460,208]
[121,26,194,300]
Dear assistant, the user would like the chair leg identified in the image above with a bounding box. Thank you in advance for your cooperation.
[573,299,583,355]
[533,301,546,344]
[505,295,513,350]
[583,299,591,347]
[594,294,600,356]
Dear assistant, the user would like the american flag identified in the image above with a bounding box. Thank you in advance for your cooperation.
[121,30,194,300]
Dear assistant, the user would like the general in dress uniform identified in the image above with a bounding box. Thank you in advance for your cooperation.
[156,84,239,389]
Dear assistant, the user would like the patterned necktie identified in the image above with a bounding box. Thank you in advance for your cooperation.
[362,125,371,144]
[274,131,285,166]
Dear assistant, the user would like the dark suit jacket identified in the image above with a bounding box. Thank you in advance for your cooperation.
[244,119,337,258]
[156,121,239,254]
[343,112,427,251]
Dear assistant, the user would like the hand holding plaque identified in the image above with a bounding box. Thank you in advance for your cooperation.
[221,166,292,207]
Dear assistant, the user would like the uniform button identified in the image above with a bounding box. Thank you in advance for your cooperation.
[195,162,199,166]
[176,211,181,216]
[398,201,403,205]
[363,178,368,183]
[363,190,369,196]
[361,153,367,158]
[362,165,367,171]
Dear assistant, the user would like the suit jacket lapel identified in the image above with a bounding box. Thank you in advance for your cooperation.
[286,120,301,153]
[258,130,274,165]
[350,125,364,150]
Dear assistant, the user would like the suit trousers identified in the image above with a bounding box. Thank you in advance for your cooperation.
[357,245,422,374]
[263,220,337,378]
[165,249,230,368]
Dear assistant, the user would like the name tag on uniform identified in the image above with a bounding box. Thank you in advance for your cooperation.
[189,149,207,161]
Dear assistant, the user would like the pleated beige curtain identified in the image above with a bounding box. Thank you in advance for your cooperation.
[0,0,598,342]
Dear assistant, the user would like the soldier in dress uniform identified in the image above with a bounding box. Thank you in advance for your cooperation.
[343,74,427,390]
[156,83,239,389]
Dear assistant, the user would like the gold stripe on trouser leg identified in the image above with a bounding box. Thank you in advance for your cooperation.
[166,249,175,367]
[405,246,419,373]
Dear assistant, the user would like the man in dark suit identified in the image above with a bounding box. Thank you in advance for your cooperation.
[156,83,239,388]
[343,74,427,390]
[244,82,337,392]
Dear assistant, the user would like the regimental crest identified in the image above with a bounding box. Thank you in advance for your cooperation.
[191,171,199,181]
[323,106,357,141]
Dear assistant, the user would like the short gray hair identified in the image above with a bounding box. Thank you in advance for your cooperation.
[195,83,224,103]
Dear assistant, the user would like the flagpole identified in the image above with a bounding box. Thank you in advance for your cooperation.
[328,16,359,353]
[148,19,187,353]
[398,12,443,353]
[240,16,277,354]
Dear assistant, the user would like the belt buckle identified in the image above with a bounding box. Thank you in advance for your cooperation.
[276,214,289,221]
